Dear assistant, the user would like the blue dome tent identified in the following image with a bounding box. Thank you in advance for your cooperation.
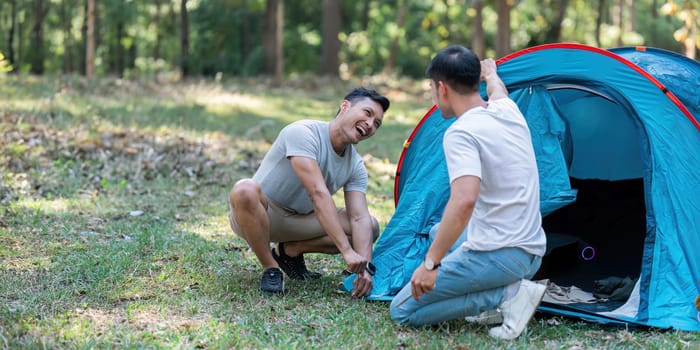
[343,44,700,331]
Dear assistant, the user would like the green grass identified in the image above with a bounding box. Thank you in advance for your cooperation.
[1,74,699,349]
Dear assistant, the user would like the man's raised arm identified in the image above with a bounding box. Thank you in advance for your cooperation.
[481,58,508,101]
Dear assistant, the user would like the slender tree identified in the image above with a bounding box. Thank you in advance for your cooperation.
[613,0,624,45]
[6,0,17,71]
[383,0,407,74]
[320,0,341,77]
[180,0,190,77]
[263,0,284,85]
[115,18,125,76]
[495,0,512,57]
[361,0,371,31]
[544,0,570,43]
[472,0,486,59]
[29,0,49,74]
[596,0,606,46]
[627,0,636,33]
[86,0,95,77]
[61,0,73,73]
[240,0,251,68]
[153,0,163,61]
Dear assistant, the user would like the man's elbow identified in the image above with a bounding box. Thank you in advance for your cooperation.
[455,195,477,212]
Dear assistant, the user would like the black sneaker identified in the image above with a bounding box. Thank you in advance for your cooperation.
[260,267,285,294]
[272,243,322,280]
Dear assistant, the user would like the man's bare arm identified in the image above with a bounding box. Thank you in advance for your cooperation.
[481,58,508,101]
[344,190,374,260]
[345,190,376,297]
[289,156,368,274]
[424,175,479,269]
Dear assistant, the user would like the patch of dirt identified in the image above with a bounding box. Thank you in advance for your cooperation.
[74,307,204,333]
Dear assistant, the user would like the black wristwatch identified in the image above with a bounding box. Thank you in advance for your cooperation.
[365,262,376,276]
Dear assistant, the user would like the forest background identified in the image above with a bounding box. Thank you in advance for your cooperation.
[0,0,699,80]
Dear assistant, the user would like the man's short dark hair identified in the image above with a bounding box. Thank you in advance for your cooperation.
[344,87,390,112]
[425,45,481,94]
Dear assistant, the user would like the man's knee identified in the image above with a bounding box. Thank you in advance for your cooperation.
[230,179,262,207]
[389,303,411,325]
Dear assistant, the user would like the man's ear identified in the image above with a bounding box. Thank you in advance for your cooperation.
[340,100,350,112]
[437,81,451,103]
[438,81,448,97]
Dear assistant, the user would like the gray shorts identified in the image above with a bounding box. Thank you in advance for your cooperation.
[229,200,344,243]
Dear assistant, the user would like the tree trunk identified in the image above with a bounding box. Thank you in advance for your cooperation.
[472,0,486,59]
[545,0,569,43]
[180,0,190,77]
[626,0,635,33]
[649,0,658,44]
[320,0,341,77]
[361,0,371,31]
[153,0,162,61]
[86,0,95,77]
[383,0,407,75]
[128,39,136,71]
[613,0,623,45]
[263,0,284,85]
[17,9,23,69]
[7,0,17,71]
[30,0,48,74]
[61,0,73,73]
[115,20,125,77]
[241,0,251,67]
[595,0,605,47]
[495,0,511,57]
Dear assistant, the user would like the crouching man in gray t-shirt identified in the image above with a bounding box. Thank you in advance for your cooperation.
[228,87,390,296]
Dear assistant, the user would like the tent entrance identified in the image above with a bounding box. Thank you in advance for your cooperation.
[538,177,645,311]
[533,86,648,312]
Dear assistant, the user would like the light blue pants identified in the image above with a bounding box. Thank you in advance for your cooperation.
[389,223,542,326]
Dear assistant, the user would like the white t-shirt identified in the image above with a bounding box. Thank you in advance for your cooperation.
[253,120,367,214]
[443,98,546,256]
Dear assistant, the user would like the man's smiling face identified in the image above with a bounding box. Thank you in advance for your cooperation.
[337,97,384,144]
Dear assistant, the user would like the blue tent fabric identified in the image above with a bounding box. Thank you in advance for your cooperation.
[342,44,700,331]
[610,46,700,121]
[507,86,578,215]
[343,109,454,299]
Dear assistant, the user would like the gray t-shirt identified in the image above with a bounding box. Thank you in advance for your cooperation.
[253,120,367,214]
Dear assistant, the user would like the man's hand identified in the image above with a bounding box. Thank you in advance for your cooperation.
[480,58,497,81]
[352,269,373,298]
[410,265,438,301]
[480,58,508,100]
[342,249,369,275]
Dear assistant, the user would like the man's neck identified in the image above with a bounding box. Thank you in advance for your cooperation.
[327,120,346,156]
[454,94,488,118]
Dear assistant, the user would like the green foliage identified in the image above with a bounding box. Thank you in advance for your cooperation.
[190,1,265,76]
[285,25,322,75]
[0,0,695,79]
[0,52,12,74]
